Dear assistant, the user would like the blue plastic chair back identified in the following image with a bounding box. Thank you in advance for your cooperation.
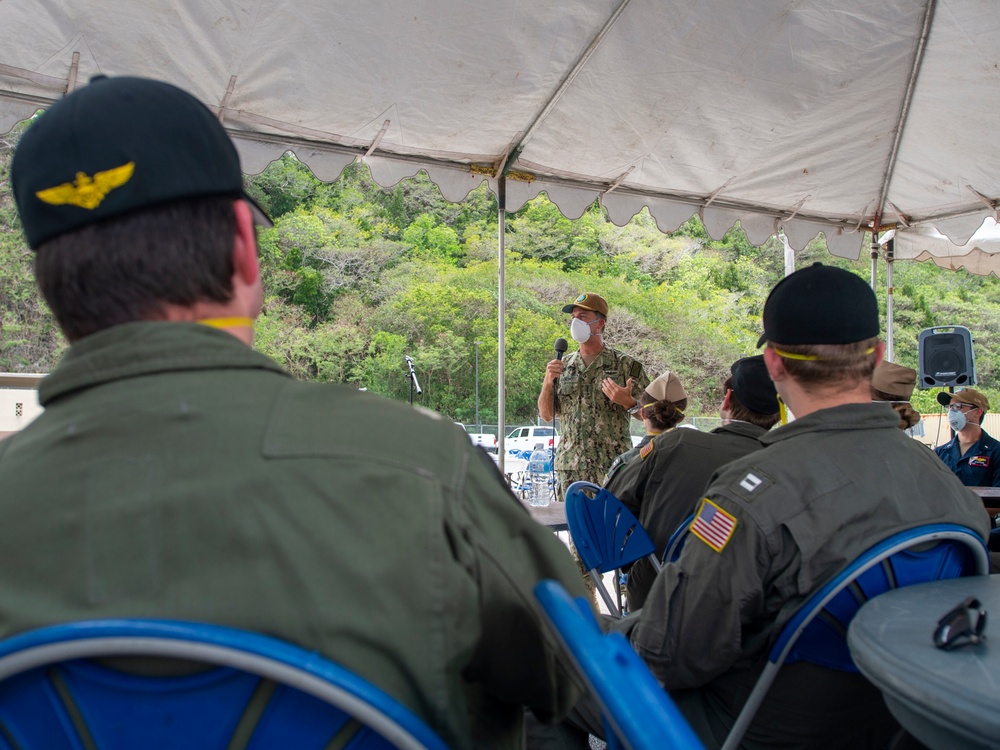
[663,512,695,564]
[778,523,989,672]
[534,580,705,750]
[719,523,989,750]
[565,481,656,574]
[0,619,449,750]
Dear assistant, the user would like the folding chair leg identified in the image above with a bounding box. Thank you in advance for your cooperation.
[588,570,621,616]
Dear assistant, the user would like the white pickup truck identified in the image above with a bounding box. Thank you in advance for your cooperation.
[503,425,559,454]
[454,423,498,453]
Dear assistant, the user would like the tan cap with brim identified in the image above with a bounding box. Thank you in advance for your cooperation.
[561,293,609,317]
[645,370,687,403]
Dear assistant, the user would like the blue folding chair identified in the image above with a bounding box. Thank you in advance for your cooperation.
[565,481,662,616]
[720,523,989,750]
[0,619,450,750]
[534,579,704,750]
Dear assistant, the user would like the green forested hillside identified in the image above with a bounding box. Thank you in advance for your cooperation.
[2,124,999,425]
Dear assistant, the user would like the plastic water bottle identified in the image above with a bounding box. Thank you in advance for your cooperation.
[528,444,550,507]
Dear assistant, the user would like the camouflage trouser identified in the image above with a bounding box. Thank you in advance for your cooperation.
[555,467,608,607]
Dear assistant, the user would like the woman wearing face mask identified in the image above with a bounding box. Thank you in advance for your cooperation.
[934,388,1000,487]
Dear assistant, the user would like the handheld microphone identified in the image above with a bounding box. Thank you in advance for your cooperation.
[554,338,568,360]
[936,391,952,407]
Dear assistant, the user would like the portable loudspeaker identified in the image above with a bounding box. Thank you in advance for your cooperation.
[918,326,976,389]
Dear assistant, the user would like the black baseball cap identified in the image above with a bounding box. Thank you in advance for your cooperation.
[11,75,272,249]
[730,356,779,414]
[756,263,879,347]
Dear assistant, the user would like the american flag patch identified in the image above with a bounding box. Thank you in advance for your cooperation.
[691,499,737,552]
[639,439,655,460]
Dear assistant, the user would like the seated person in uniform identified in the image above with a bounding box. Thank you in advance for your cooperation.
[602,369,688,491]
[604,356,779,609]
[871,360,920,431]
[527,263,990,750]
[934,388,1000,487]
[2,75,587,750]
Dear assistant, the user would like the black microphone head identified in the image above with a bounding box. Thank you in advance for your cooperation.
[554,338,568,359]
[937,391,952,407]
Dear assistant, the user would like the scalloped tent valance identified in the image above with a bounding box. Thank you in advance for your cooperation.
[1,0,998,262]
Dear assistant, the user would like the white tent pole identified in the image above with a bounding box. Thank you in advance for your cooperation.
[780,232,794,277]
[870,232,879,291]
[497,177,507,473]
[886,237,895,361]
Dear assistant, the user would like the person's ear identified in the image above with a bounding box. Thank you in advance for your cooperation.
[763,346,786,382]
[721,389,733,412]
[232,200,260,287]
[871,340,886,363]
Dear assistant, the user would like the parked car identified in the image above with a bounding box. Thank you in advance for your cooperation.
[504,425,559,454]
[454,423,498,453]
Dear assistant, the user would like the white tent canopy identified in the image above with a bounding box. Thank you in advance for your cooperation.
[3,0,999,457]
[2,0,999,257]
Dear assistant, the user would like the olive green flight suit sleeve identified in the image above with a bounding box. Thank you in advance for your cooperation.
[627,492,787,690]
[447,448,589,725]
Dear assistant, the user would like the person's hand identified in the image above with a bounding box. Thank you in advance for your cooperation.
[602,377,636,408]
[545,359,564,385]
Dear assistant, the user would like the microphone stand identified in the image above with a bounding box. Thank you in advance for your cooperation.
[405,356,422,405]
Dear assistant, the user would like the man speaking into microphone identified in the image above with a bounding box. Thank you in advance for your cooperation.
[538,292,650,504]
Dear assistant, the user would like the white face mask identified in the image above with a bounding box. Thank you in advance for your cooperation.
[570,317,598,344]
[948,408,968,432]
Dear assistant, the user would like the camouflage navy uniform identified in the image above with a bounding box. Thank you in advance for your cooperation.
[553,346,649,501]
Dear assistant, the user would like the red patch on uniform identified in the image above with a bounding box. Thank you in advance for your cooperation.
[639,439,655,460]
[970,455,990,467]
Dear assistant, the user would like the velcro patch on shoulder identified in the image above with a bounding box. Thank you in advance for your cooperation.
[690,498,738,553]
[970,455,990,467]
[730,467,773,501]
[639,439,655,460]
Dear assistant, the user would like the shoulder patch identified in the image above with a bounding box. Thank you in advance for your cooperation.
[639,439,655,460]
[730,467,773,500]
[691,498,738,552]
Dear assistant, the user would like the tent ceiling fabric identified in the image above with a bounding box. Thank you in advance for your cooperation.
[2,0,999,262]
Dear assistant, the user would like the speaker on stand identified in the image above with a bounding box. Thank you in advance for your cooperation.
[917,326,976,389]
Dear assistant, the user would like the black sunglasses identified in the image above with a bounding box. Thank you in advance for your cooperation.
[933,596,987,650]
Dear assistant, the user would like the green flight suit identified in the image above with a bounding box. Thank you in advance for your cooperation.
[0,322,587,750]
[629,403,991,749]
[604,422,768,609]
[553,346,648,501]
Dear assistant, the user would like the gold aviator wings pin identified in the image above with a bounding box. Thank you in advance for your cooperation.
[35,161,135,210]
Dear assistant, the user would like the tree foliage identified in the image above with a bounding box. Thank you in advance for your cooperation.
[2,134,1000,426]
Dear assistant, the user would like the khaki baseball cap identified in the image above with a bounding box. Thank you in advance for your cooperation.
[561,292,609,317]
[871,361,916,400]
[940,388,989,411]
[645,370,687,403]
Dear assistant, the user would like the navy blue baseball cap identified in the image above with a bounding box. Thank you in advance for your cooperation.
[730,356,778,414]
[757,263,879,347]
[12,75,271,249]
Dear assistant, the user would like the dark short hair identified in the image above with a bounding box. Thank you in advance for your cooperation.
[722,375,780,429]
[34,196,238,341]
